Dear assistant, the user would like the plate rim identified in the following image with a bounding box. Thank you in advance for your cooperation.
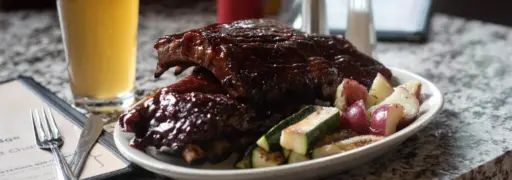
[114,67,444,178]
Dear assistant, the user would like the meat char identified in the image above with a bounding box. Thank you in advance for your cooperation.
[119,72,289,152]
[154,19,392,107]
[120,19,393,154]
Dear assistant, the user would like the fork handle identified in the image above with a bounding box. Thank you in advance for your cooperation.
[50,145,77,180]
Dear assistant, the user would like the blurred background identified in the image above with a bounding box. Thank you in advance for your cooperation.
[3,0,512,44]
[2,0,511,26]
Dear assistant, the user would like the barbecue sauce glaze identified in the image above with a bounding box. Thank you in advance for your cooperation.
[119,73,291,152]
[120,19,392,153]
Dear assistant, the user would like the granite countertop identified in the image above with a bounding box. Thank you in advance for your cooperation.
[1,1,512,179]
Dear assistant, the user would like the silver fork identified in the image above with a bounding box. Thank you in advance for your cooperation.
[31,108,77,180]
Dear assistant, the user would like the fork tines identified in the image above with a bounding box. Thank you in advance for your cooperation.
[31,108,61,143]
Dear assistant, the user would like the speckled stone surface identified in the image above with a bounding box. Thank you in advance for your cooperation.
[1,1,512,179]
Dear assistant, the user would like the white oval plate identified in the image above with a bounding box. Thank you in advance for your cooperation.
[114,67,444,180]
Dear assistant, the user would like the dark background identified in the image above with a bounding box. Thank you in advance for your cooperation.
[432,0,512,26]
[2,0,512,27]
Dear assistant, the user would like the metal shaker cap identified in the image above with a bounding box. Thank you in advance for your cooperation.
[301,0,329,35]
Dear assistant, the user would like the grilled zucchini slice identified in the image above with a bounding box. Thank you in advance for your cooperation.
[280,106,340,155]
[256,106,316,151]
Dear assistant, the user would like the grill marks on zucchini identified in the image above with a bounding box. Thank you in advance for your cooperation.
[252,147,286,168]
[280,107,341,155]
[235,145,286,169]
[312,135,384,159]
[256,106,317,152]
[236,106,388,169]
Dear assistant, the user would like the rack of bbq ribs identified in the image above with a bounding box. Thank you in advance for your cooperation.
[119,19,422,168]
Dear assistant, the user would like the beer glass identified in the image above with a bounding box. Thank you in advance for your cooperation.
[57,0,139,111]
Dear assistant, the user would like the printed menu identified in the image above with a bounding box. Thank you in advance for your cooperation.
[0,79,130,180]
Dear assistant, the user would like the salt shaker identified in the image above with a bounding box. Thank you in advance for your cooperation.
[345,0,377,58]
[301,0,329,35]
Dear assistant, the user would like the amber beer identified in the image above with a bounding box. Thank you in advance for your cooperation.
[57,0,139,111]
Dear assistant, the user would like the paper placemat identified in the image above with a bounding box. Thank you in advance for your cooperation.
[0,78,131,180]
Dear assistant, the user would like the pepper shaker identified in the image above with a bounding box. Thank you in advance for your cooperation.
[345,0,377,57]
